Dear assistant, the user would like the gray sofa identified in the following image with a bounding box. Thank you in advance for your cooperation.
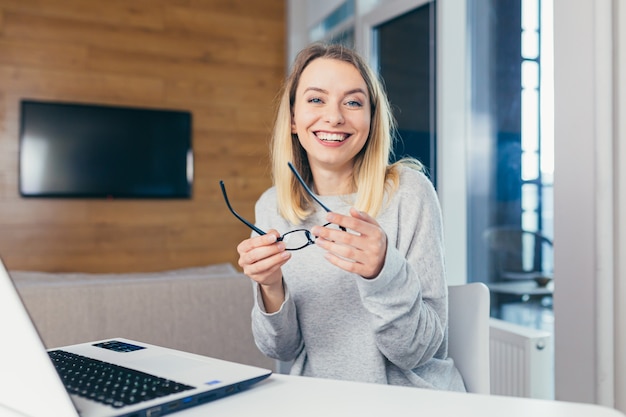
[11,263,275,371]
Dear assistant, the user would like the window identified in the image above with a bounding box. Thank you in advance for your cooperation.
[467,0,554,330]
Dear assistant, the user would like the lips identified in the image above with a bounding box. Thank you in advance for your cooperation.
[315,132,349,142]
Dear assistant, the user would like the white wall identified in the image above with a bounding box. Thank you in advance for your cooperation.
[552,0,600,404]
[615,0,626,410]
[287,1,389,60]
[286,0,345,64]
[553,0,624,410]
[435,0,467,286]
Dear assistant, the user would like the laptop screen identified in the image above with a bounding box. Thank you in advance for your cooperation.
[0,257,79,417]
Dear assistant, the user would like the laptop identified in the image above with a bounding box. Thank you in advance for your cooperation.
[0,257,272,417]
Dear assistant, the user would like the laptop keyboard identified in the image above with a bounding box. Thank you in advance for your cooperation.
[48,350,195,409]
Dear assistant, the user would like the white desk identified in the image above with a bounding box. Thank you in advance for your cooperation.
[487,280,554,320]
[175,374,624,417]
[488,280,554,296]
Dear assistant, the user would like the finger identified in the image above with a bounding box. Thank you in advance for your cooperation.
[348,207,378,224]
[318,238,363,263]
[242,251,290,284]
[313,210,387,279]
[317,231,383,266]
[322,250,379,278]
[237,235,291,286]
[237,229,280,253]
[241,241,288,266]
[237,229,287,268]
[325,210,381,236]
[312,218,379,250]
[310,218,363,244]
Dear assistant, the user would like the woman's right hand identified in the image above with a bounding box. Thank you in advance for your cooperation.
[237,229,291,313]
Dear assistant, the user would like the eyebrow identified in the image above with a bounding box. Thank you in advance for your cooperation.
[303,86,368,96]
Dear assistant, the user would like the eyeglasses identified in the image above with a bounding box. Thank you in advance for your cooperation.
[220,162,345,251]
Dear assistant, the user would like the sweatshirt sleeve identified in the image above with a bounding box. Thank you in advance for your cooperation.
[356,169,448,370]
[249,189,303,361]
[251,281,303,361]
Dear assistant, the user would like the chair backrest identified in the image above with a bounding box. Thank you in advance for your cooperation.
[447,282,491,394]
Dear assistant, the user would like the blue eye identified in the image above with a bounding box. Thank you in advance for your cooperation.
[308,97,323,104]
[346,100,363,107]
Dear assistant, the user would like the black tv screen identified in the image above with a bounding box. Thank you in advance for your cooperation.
[19,100,193,199]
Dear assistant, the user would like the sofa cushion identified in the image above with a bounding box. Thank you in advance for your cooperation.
[11,264,274,370]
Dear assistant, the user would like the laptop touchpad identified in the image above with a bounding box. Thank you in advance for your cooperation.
[131,354,220,381]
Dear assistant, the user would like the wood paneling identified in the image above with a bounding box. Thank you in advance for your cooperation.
[0,0,284,272]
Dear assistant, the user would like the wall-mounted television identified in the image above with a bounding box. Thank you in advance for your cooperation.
[19,99,193,199]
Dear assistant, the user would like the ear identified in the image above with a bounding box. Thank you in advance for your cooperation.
[291,116,297,134]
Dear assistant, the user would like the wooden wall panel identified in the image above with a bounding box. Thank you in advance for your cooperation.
[0,0,284,272]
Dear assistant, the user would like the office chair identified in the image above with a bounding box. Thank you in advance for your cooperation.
[483,226,554,284]
[447,282,491,394]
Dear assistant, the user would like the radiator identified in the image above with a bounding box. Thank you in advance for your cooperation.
[489,318,554,399]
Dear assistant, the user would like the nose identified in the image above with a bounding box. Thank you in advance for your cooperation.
[324,104,344,125]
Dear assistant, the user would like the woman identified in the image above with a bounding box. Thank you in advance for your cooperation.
[235,43,465,391]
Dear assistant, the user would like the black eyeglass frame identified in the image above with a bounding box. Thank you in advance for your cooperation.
[219,162,345,251]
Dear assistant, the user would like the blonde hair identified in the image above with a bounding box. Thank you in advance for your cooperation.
[271,43,422,224]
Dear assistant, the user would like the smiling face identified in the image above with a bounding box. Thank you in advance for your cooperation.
[291,57,371,174]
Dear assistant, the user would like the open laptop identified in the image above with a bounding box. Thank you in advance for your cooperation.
[0,256,271,417]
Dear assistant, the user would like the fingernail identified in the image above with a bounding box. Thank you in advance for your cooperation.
[277,242,286,251]
[311,226,320,235]
[266,234,277,243]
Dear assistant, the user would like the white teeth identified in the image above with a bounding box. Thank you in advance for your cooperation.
[316,132,347,142]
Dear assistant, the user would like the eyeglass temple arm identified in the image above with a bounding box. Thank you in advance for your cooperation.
[219,180,267,236]
[287,162,333,213]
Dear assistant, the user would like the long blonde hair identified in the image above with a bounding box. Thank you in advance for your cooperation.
[271,43,422,224]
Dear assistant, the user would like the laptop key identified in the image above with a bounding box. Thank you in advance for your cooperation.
[48,350,194,409]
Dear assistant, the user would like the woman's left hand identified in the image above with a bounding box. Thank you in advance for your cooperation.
[311,207,387,279]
